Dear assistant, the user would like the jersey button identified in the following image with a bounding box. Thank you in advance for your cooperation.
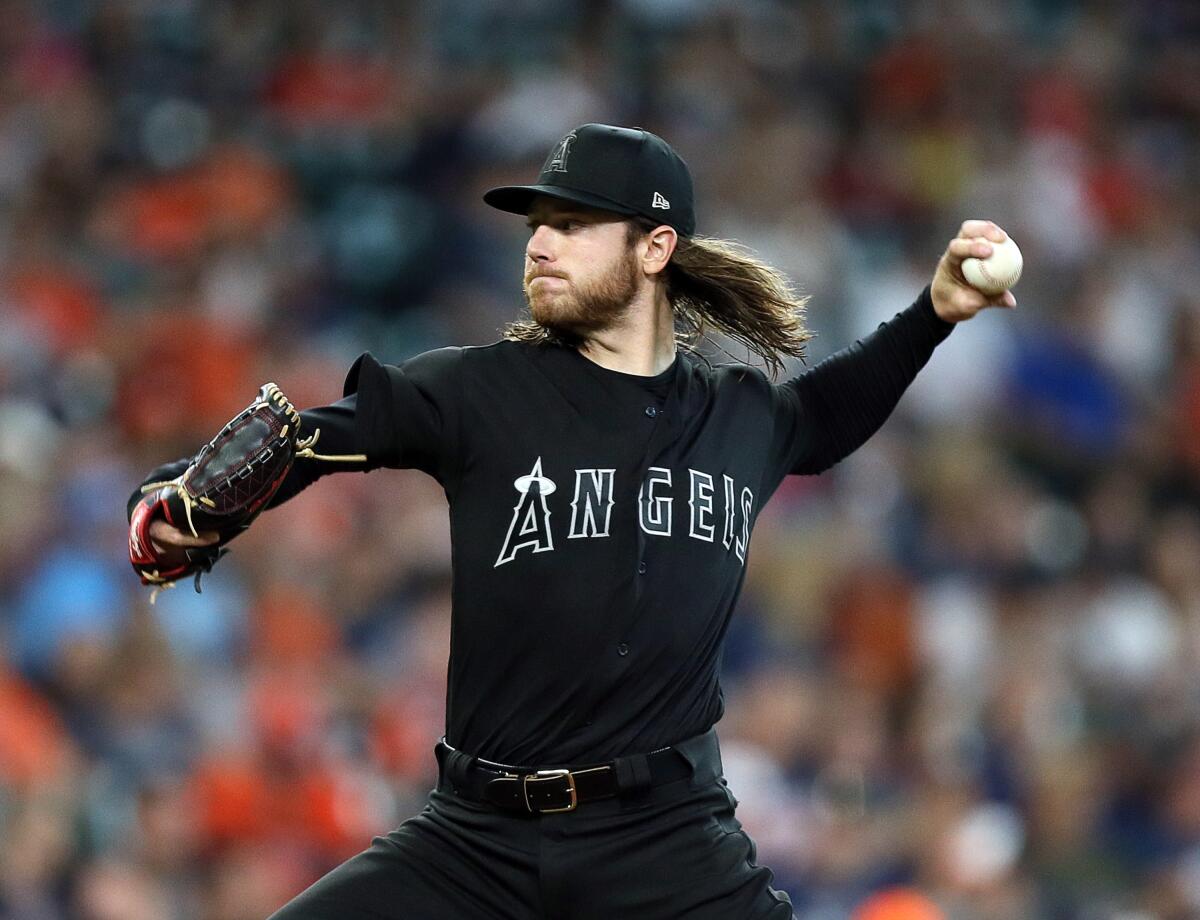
[644,406,658,418]
[637,560,647,575]
[617,642,630,657]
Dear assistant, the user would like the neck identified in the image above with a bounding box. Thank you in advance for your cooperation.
[578,284,676,376]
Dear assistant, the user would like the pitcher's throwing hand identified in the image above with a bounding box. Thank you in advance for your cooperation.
[931,219,1021,322]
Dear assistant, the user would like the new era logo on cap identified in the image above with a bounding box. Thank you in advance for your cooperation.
[482,124,696,236]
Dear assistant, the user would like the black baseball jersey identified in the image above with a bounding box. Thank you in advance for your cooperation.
[132,288,952,767]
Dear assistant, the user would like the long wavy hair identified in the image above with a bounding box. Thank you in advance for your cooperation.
[504,218,811,377]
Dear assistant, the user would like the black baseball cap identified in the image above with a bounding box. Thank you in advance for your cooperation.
[484,124,696,237]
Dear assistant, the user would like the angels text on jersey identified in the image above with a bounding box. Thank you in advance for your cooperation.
[495,457,755,568]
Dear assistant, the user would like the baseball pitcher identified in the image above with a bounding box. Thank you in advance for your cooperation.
[128,124,1017,919]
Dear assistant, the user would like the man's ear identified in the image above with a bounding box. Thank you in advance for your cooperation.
[641,225,678,276]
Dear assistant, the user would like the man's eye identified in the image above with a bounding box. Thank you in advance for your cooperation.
[527,218,583,232]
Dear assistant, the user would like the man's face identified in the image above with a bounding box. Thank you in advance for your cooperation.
[523,197,641,337]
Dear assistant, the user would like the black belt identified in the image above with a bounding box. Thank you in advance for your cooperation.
[436,739,694,814]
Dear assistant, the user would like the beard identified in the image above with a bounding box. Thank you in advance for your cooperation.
[523,246,640,340]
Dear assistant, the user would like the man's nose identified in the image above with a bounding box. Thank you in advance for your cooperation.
[526,224,556,263]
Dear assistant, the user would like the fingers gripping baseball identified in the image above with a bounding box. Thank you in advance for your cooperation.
[931,220,1021,322]
[957,220,1007,244]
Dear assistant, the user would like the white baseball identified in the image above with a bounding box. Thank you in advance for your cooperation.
[961,235,1022,296]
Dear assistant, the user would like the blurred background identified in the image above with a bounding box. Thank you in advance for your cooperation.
[1,1,1199,918]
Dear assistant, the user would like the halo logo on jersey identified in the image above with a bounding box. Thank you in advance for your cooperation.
[495,457,557,567]
[545,133,576,173]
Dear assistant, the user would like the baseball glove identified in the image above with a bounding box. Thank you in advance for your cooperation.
[128,382,339,599]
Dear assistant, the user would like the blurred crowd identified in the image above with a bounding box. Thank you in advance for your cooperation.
[1,0,1199,918]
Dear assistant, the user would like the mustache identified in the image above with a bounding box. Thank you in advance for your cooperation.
[525,268,569,284]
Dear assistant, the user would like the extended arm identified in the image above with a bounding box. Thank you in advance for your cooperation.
[126,391,371,594]
[125,398,369,590]
[125,347,462,593]
[125,397,367,519]
[776,220,1017,476]
[778,288,952,475]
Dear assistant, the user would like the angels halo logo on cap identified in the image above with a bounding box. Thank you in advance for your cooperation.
[484,124,696,237]
[545,132,576,173]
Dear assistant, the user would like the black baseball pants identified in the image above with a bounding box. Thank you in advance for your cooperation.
[267,732,795,919]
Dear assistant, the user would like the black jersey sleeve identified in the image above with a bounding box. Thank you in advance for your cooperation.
[265,396,367,506]
[341,347,463,485]
[771,286,953,478]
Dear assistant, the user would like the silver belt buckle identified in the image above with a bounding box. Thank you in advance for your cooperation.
[522,768,577,813]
